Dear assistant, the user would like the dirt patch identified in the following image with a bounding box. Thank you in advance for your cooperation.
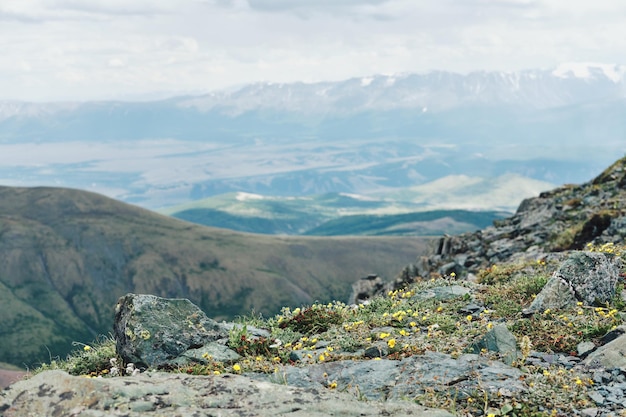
[0,369,26,389]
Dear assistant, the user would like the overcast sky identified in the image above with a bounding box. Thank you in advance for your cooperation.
[1,0,625,101]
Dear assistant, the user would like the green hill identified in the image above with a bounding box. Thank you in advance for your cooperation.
[162,191,512,236]
[304,209,509,236]
[0,186,433,367]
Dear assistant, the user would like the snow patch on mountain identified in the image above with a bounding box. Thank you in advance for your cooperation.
[235,192,265,201]
[552,62,625,82]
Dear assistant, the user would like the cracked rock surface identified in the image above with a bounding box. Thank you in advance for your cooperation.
[0,370,454,417]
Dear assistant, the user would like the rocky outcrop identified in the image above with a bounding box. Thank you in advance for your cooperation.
[380,156,626,295]
[254,351,525,402]
[348,274,384,305]
[0,370,454,417]
[523,251,622,315]
[113,294,238,369]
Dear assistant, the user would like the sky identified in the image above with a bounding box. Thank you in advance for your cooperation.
[1,0,625,102]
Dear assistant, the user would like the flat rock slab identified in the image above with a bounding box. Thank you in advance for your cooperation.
[0,370,454,417]
[413,285,471,301]
[260,351,525,402]
[584,329,626,371]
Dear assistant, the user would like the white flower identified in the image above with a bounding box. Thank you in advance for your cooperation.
[269,339,282,348]
[125,363,135,375]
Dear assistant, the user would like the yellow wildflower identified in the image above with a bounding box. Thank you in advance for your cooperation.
[387,339,396,349]
[232,364,241,372]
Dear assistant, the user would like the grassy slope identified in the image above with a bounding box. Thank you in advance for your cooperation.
[164,192,510,236]
[303,209,509,236]
[0,186,433,367]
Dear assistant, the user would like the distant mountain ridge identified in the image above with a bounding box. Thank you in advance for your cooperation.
[3,63,624,118]
[178,63,626,114]
[0,63,623,209]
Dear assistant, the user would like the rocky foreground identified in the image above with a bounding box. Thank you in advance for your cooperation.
[3,158,626,416]
[2,249,626,417]
[1,369,454,417]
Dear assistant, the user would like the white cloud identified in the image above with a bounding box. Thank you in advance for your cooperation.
[0,0,625,101]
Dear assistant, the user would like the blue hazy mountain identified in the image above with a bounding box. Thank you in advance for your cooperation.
[0,63,623,210]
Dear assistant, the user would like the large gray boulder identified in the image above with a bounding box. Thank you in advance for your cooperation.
[524,251,621,315]
[0,370,454,417]
[113,293,234,368]
[558,251,621,306]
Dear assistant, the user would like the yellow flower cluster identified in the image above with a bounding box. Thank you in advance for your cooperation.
[586,241,625,256]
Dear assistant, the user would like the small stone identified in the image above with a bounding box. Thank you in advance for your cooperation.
[364,345,385,358]
[458,303,483,314]
[413,285,470,301]
[468,324,518,366]
[588,390,605,405]
[593,371,612,384]
[580,408,599,417]
[578,341,596,357]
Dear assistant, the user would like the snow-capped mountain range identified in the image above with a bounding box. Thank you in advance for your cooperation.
[177,62,626,114]
[0,63,624,212]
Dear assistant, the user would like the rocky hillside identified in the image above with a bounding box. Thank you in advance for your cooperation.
[0,186,431,367]
[394,156,626,284]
